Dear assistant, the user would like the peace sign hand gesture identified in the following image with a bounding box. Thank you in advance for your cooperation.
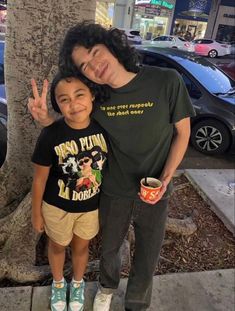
[28,79,54,126]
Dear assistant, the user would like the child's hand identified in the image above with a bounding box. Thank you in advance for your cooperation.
[31,211,44,233]
[28,79,53,126]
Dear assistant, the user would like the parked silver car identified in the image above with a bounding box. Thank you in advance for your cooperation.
[143,35,195,52]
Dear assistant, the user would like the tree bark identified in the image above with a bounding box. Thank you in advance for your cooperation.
[0,0,96,215]
[0,0,96,282]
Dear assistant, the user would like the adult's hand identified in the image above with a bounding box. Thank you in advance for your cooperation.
[139,180,167,205]
[28,79,54,126]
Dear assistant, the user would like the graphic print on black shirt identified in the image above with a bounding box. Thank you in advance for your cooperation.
[32,119,108,212]
[58,142,106,202]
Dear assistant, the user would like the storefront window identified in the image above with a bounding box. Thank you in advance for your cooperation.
[133,2,174,39]
[173,19,207,40]
[135,16,169,39]
[216,24,235,43]
[95,1,114,29]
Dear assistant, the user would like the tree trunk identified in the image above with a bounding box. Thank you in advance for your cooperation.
[0,0,96,215]
[0,0,96,282]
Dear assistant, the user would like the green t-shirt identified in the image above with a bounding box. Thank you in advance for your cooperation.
[93,66,195,199]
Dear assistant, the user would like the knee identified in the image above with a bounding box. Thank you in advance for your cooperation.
[49,239,66,254]
[72,239,89,256]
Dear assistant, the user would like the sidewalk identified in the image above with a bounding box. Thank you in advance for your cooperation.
[0,169,234,311]
[0,269,234,311]
[185,169,235,235]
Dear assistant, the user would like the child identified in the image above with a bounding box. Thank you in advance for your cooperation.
[31,73,108,311]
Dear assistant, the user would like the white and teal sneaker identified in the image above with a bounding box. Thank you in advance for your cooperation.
[68,279,85,311]
[51,279,67,311]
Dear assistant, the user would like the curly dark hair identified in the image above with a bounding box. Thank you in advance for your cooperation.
[50,71,109,113]
[59,20,140,78]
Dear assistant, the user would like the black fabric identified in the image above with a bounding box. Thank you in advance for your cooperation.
[32,118,108,212]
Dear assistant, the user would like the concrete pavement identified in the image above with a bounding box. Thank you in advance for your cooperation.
[0,269,234,311]
[185,169,235,236]
[0,169,234,311]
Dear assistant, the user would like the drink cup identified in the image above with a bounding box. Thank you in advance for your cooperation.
[140,177,162,201]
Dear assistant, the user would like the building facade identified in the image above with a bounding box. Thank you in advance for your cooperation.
[132,0,176,39]
[170,0,212,40]
[95,0,115,28]
[205,0,235,42]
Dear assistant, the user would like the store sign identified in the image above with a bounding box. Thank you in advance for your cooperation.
[135,0,174,9]
[189,0,207,13]
[223,13,235,19]
[145,7,161,15]
[135,0,151,4]
[151,1,174,9]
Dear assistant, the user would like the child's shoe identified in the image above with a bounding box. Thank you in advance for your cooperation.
[68,279,85,311]
[51,279,67,311]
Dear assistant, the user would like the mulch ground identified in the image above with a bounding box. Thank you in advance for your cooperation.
[0,175,234,287]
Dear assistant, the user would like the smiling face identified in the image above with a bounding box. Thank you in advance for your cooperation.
[71,44,123,87]
[55,78,93,129]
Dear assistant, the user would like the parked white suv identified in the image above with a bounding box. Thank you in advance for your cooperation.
[119,29,142,45]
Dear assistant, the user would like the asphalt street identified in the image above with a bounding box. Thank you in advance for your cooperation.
[180,145,235,169]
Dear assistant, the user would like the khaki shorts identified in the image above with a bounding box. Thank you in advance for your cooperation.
[42,201,99,246]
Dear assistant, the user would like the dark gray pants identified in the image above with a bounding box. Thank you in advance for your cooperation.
[99,192,169,311]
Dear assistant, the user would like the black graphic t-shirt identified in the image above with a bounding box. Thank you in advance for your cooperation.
[93,66,195,199]
[32,119,108,212]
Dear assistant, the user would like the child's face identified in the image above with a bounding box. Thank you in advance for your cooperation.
[55,78,94,129]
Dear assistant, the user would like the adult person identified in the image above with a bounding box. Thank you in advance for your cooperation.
[28,21,195,311]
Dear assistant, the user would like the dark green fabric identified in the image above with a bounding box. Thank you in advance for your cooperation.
[93,66,195,199]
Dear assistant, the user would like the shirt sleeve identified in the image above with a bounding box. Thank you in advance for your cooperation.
[168,69,196,124]
[31,127,54,166]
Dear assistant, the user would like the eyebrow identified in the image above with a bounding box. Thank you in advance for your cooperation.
[79,47,93,70]
[57,88,86,99]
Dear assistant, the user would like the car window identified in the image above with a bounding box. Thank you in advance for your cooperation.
[141,54,170,68]
[176,57,235,94]
[130,30,140,36]
[201,39,213,44]
[0,42,4,65]
[181,74,202,99]
[0,64,4,84]
[153,36,162,41]
[178,37,186,42]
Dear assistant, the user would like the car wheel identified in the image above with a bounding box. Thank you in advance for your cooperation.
[208,49,218,58]
[191,119,230,155]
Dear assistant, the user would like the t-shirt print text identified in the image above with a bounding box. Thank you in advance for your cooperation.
[100,101,155,117]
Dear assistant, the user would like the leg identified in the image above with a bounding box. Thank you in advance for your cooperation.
[125,199,169,311]
[69,211,98,311]
[70,234,90,281]
[48,238,66,281]
[48,238,67,311]
[94,194,133,311]
[99,193,133,290]
[42,201,74,280]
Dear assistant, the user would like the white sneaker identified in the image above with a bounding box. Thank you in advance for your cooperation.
[93,288,113,311]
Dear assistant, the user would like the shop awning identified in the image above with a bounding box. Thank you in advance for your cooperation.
[179,10,208,19]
